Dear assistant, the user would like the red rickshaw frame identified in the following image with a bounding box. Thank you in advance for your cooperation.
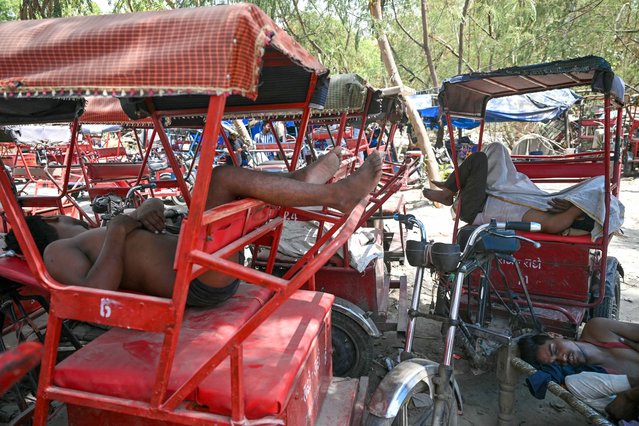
[0,5,374,425]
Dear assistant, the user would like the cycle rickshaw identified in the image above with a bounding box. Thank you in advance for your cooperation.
[0,5,374,425]
[367,56,625,426]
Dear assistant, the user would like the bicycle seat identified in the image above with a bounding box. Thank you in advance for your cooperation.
[148,160,168,171]
[457,225,520,254]
[405,240,460,272]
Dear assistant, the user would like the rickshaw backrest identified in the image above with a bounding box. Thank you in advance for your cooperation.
[85,162,149,182]
[513,152,605,181]
[203,202,280,253]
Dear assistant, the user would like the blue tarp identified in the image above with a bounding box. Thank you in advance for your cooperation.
[420,89,581,129]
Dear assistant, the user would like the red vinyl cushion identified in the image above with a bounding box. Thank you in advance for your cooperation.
[0,257,39,287]
[53,287,334,419]
[517,231,601,245]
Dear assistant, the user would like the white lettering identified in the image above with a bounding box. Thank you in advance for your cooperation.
[100,298,112,318]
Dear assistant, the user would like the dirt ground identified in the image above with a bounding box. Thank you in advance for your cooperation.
[369,175,639,426]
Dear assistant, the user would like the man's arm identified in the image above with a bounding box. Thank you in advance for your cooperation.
[43,215,140,290]
[583,317,639,343]
[606,386,639,421]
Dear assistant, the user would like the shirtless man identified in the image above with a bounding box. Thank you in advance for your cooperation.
[519,317,639,421]
[6,150,383,307]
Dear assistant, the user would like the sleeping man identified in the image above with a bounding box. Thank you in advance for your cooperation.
[519,318,639,422]
[422,142,624,239]
[5,150,382,308]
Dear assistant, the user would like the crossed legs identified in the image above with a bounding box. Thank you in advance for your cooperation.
[197,149,383,288]
[206,147,383,214]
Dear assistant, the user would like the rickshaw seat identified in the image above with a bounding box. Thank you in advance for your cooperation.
[55,288,332,419]
[516,231,600,245]
[0,256,39,288]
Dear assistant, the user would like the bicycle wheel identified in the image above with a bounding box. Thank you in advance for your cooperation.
[592,268,621,320]
[331,311,373,378]
[169,175,194,206]
[365,381,458,426]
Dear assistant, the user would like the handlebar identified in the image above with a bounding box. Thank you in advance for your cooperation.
[396,214,542,262]
[493,221,541,233]
[125,183,157,202]
[393,213,427,242]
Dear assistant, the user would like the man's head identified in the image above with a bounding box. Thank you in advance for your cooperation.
[518,334,588,366]
[261,122,271,134]
[5,215,89,255]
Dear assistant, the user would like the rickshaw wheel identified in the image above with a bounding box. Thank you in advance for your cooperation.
[331,311,372,378]
[364,381,432,426]
[592,269,621,320]
[365,381,458,426]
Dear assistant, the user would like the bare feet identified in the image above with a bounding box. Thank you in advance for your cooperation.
[333,152,383,213]
[423,187,454,206]
[431,180,448,190]
[290,148,342,184]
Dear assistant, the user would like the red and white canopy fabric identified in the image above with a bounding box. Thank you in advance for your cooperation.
[81,97,153,126]
[0,4,327,100]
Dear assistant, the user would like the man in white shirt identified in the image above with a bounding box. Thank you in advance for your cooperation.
[253,122,277,161]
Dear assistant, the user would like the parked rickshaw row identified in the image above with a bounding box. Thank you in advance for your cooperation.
[0,4,629,426]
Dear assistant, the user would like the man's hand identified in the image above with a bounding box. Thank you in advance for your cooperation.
[619,337,639,352]
[108,214,142,235]
[132,198,166,233]
[606,389,639,421]
[548,198,573,213]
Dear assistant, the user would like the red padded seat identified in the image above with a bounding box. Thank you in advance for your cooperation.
[0,257,39,287]
[54,288,334,419]
[517,231,601,245]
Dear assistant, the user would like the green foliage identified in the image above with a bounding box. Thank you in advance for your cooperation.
[0,0,19,21]
[0,0,637,88]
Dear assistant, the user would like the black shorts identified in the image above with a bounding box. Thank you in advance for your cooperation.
[186,278,240,308]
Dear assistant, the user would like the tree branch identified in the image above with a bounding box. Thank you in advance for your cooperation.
[400,64,427,87]
[390,0,425,50]
[430,35,475,72]
[292,0,324,56]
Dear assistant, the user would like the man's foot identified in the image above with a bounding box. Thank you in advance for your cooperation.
[431,180,448,190]
[290,148,342,184]
[423,187,454,206]
[333,152,383,213]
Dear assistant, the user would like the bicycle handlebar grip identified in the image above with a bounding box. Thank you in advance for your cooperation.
[503,221,541,232]
[139,183,157,189]
[393,213,415,224]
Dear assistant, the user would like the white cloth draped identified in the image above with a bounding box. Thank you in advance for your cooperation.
[482,142,624,240]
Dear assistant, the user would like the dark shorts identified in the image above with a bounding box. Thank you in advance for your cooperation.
[186,278,240,308]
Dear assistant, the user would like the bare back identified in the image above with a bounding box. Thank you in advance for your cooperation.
[47,228,179,298]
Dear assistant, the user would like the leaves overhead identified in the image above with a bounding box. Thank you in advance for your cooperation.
[2,0,638,90]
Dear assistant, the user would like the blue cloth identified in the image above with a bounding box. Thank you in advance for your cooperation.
[526,363,607,400]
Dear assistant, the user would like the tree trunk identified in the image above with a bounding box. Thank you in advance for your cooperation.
[369,0,440,189]
[233,119,253,148]
[458,0,473,73]
[421,0,438,89]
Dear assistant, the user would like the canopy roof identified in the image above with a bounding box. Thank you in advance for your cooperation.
[321,74,377,114]
[0,125,72,145]
[422,88,581,129]
[0,4,329,124]
[310,74,404,127]
[81,97,153,127]
[439,56,620,118]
